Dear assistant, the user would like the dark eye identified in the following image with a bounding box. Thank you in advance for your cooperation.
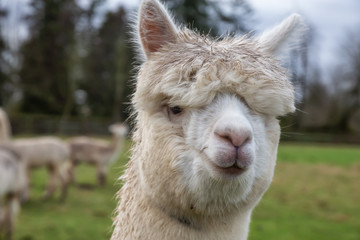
[170,106,183,115]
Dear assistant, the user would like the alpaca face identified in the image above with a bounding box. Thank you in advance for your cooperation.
[158,91,279,210]
[172,93,268,205]
[132,0,305,214]
[136,84,280,212]
[186,95,256,179]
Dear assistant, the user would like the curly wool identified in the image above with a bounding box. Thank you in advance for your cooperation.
[134,30,295,117]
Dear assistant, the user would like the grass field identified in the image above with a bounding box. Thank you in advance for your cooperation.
[11,142,360,240]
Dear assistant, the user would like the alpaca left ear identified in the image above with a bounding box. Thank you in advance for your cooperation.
[258,13,307,59]
[138,0,178,58]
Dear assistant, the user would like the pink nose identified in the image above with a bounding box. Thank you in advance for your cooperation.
[215,127,251,148]
[214,126,253,169]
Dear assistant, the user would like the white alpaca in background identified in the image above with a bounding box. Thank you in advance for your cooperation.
[11,137,70,201]
[68,123,128,186]
[0,146,27,240]
[111,0,306,239]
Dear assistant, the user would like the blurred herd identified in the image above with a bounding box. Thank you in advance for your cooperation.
[0,107,128,240]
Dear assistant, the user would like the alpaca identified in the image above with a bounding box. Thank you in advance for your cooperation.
[111,0,306,239]
[0,109,69,200]
[0,146,27,240]
[10,137,70,201]
[0,108,11,144]
[68,123,128,186]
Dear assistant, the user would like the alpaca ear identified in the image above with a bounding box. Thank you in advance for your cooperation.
[138,0,178,58]
[258,13,307,59]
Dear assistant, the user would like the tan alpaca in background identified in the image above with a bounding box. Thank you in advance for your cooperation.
[68,123,128,186]
[111,0,306,239]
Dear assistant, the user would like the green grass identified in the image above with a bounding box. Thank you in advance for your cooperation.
[11,142,360,240]
[278,143,360,166]
[250,143,360,240]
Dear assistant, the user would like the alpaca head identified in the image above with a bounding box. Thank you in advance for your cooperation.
[109,123,129,138]
[131,0,305,217]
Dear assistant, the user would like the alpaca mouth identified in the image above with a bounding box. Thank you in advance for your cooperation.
[213,161,248,176]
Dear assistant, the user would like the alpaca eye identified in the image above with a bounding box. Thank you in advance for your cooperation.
[170,106,183,115]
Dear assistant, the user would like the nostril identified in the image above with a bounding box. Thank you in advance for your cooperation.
[223,135,232,143]
[242,136,251,145]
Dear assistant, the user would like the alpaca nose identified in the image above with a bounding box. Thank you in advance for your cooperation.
[215,127,251,148]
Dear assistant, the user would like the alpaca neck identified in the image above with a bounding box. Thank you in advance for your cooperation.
[108,136,124,164]
[118,166,253,240]
[154,197,253,239]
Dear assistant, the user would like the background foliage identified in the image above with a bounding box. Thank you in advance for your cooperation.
[0,0,359,137]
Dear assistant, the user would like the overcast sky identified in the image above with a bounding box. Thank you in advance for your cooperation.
[2,0,360,78]
[251,0,360,71]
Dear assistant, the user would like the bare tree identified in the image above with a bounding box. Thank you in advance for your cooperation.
[330,31,360,132]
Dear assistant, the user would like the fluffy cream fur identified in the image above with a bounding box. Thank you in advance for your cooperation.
[111,0,306,239]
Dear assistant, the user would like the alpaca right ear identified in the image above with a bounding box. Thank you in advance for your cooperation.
[258,13,307,59]
[138,0,178,58]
